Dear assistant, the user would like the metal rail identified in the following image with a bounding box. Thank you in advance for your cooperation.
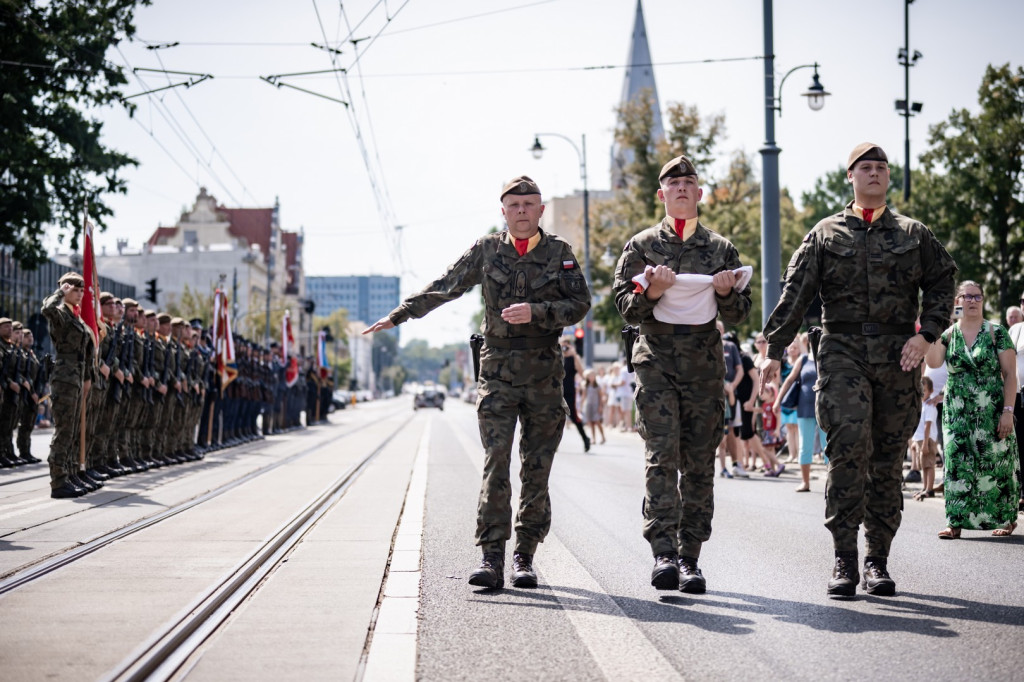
[102,414,414,681]
[0,408,408,594]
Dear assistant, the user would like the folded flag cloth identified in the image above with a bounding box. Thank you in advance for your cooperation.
[631,265,753,325]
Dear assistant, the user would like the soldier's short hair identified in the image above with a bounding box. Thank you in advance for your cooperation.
[847,143,888,170]
[500,175,541,201]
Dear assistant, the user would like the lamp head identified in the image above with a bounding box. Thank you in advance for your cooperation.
[803,67,830,112]
[530,136,545,160]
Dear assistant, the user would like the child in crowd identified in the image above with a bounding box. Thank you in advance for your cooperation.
[759,384,782,456]
[912,376,939,500]
[581,369,606,445]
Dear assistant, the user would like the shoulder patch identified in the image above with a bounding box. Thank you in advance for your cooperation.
[802,232,813,243]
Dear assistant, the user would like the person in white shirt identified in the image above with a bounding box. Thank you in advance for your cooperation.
[911,376,939,501]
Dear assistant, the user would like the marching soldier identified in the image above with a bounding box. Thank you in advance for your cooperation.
[364,175,590,590]
[612,155,752,594]
[760,143,957,598]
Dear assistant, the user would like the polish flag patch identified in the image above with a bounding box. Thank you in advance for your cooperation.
[562,260,575,269]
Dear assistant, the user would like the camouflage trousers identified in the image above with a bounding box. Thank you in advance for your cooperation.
[0,395,18,459]
[634,370,723,559]
[475,374,566,555]
[48,376,83,488]
[17,397,36,459]
[816,353,921,558]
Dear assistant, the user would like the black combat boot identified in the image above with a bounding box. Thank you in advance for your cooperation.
[511,552,538,588]
[651,553,680,590]
[468,552,505,589]
[678,556,707,594]
[827,551,859,598]
[85,467,110,481]
[862,556,896,596]
[70,473,97,493]
[51,480,86,499]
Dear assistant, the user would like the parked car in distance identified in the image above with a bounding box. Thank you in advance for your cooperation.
[414,385,445,410]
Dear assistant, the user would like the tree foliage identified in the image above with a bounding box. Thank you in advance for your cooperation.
[914,63,1024,312]
[1,0,147,267]
[165,282,214,327]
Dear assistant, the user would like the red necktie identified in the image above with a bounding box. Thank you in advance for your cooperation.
[72,305,82,318]
[514,238,529,256]
[863,208,874,224]
[674,218,686,239]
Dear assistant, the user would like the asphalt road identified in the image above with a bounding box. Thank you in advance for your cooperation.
[418,400,1024,682]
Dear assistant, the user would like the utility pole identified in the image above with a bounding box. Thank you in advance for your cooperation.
[897,0,922,201]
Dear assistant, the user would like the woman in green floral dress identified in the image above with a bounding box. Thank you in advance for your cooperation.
[925,280,1020,538]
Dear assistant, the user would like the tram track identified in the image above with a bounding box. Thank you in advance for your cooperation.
[0,407,410,594]
[99,412,416,682]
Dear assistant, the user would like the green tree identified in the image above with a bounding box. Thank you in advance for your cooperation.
[1,0,149,267]
[915,63,1024,312]
[165,282,215,326]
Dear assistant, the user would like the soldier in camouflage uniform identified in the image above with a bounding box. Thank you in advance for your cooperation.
[761,143,956,598]
[16,328,43,465]
[365,175,590,589]
[613,155,751,594]
[0,318,25,467]
[41,273,95,498]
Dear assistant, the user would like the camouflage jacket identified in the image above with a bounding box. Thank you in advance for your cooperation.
[613,218,751,383]
[764,202,957,365]
[389,228,590,386]
[93,320,116,392]
[41,288,95,385]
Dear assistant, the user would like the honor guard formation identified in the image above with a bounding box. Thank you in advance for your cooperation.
[1,273,330,499]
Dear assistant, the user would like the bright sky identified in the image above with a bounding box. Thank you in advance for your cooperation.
[78,0,1024,347]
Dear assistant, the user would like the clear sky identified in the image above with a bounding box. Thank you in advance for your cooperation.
[74,0,1024,347]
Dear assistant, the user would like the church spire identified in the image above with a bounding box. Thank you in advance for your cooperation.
[611,0,664,190]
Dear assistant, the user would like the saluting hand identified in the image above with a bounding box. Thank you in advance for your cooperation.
[501,302,532,325]
[363,316,395,334]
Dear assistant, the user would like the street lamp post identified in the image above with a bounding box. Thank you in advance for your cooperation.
[759,0,830,327]
[896,0,922,201]
[530,132,593,367]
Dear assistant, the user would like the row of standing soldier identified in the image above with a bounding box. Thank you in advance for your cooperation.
[30,274,314,498]
[0,317,50,468]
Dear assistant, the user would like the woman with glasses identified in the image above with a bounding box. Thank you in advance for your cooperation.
[926,281,1020,538]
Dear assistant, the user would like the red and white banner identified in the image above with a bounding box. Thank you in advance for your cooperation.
[212,289,238,393]
[282,309,300,387]
[80,213,102,349]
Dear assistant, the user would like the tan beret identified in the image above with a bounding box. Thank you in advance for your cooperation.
[144,309,156,318]
[11,321,23,331]
[122,298,139,309]
[847,143,888,170]
[99,291,115,304]
[500,175,541,200]
[0,318,11,326]
[58,272,85,287]
[171,317,185,326]
[157,312,172,324]
[659,155,698,181]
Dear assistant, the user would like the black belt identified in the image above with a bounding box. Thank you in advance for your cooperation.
[639,321,717,336]
[823,322,916,336]
[484,334,560,350]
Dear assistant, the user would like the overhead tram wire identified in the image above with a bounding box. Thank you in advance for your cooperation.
[310,0,406,272]
[114,45,242,205]
[338,2,404,272]
[151,49,259,205]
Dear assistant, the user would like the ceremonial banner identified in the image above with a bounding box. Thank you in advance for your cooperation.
[212,289,238,393]
[282,309,299,387]
[80,214,102,347]
[317,329,330,379]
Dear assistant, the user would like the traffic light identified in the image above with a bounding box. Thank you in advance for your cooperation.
[574,326,584,355]
[145,278,159,303]
[304,299,316,314]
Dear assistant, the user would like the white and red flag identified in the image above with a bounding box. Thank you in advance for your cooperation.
[282,309,299,386]
[80,212,102,348]
[212,289,238,393]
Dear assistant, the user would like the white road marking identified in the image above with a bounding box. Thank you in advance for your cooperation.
[449,418,680,680]
[362,418,430,682]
